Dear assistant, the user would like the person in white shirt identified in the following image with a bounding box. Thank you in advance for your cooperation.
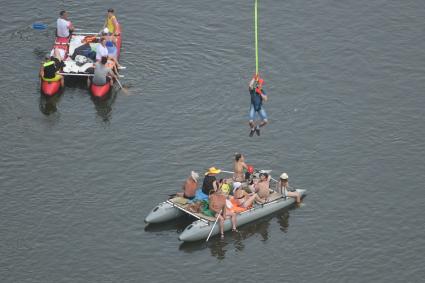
[96,38,109,61]
[57,10,74,38]
[96,36,121,71]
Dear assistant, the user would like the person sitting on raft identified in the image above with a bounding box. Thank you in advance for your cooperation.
[176,171,199,200]
[218,178,231,196]
[202,167,221,196]
[253,172,270,203]
[50,48,66,61]
[57,10,74,38]
[101,28,119,58]
[96,37,121,72]
[233,153,248,182]
[276,173,301,205]
[39,54,64,88]
[209,186,238,239]
[87,56,117,88]
[231,182,261,210]
[103,8,119,36]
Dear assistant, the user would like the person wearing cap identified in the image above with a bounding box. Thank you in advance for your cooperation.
[233,153,249,182]
[103,8,119,35]
[176,171,199,200]
[57,10,74,38]
[201,167,221,196]
[276,173,301,204]
[248,74,268,137]
[102,27,118,58]
[253,172,270,203]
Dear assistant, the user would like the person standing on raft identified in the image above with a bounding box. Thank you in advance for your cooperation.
[248,74,268,137]
[57,10,74,38]
[103,8,119,36]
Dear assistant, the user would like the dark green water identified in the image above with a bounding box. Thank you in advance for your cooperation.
[1,0,424,282]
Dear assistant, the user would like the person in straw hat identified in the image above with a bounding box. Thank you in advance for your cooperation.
[276,173,301,204]
[201,167,221,196]
[176,171,199,200]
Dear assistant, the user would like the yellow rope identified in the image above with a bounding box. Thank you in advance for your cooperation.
[254,0,259,75]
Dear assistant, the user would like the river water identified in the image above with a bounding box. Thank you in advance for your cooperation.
[1,0,424,282]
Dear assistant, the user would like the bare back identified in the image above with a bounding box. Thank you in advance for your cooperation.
[256,180,270,199]
[233,160,247,181]
[183,178,197,197]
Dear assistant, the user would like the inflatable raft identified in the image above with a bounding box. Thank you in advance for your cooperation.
[145,170,306,242]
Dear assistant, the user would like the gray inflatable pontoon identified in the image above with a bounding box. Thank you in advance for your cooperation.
[178,189,306,242]
[145,201,184,224]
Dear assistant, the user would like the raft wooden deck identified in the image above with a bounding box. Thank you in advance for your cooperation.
[167,191,285,224]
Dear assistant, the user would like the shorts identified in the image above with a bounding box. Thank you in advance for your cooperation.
[249,104,268,122]
[92,76,111,86]
[42,74,62,82]
[183,194,195,200]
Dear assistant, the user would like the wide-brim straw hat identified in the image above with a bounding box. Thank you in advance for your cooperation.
[205,167,221,175]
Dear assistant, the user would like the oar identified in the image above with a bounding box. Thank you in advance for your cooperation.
[206,209,222,242]
[32,23,48,30]
[115,78,129,95]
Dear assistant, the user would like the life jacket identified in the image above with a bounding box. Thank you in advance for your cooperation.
[43,61,56,79]
[251,74,265,94]
[255,78,264,94]
[83,35,97,44]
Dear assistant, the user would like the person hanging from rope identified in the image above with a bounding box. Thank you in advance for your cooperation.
[248,74,268,137]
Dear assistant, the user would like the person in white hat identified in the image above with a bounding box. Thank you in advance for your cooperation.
[276,173,301,204]
[176,171,199,200]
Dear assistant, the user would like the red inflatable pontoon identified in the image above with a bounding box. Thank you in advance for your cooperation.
[90,83,111,98]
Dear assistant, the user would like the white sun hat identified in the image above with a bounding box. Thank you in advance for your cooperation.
[191,171,199,182]
[280,173,289,180]
[232,182,242,194]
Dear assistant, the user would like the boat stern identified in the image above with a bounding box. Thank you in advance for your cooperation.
[144,201,183,224]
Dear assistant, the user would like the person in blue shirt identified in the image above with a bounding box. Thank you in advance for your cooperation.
[248,74,268,136]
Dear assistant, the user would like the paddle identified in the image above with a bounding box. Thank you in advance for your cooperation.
[206,209,223,242]
[115,78,129,95]
[32,23,48,30]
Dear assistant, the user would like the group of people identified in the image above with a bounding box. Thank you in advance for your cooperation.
[175,153,301,239]
[39,9,122,88]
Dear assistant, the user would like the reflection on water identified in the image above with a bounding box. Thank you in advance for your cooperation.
[91,89,117,123]
[277,210,290,233]
[144,215,195,234]
[178,207,297,260]
[39,92,62,115]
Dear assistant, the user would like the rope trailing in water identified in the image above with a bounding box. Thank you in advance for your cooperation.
[254,0,259,75]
